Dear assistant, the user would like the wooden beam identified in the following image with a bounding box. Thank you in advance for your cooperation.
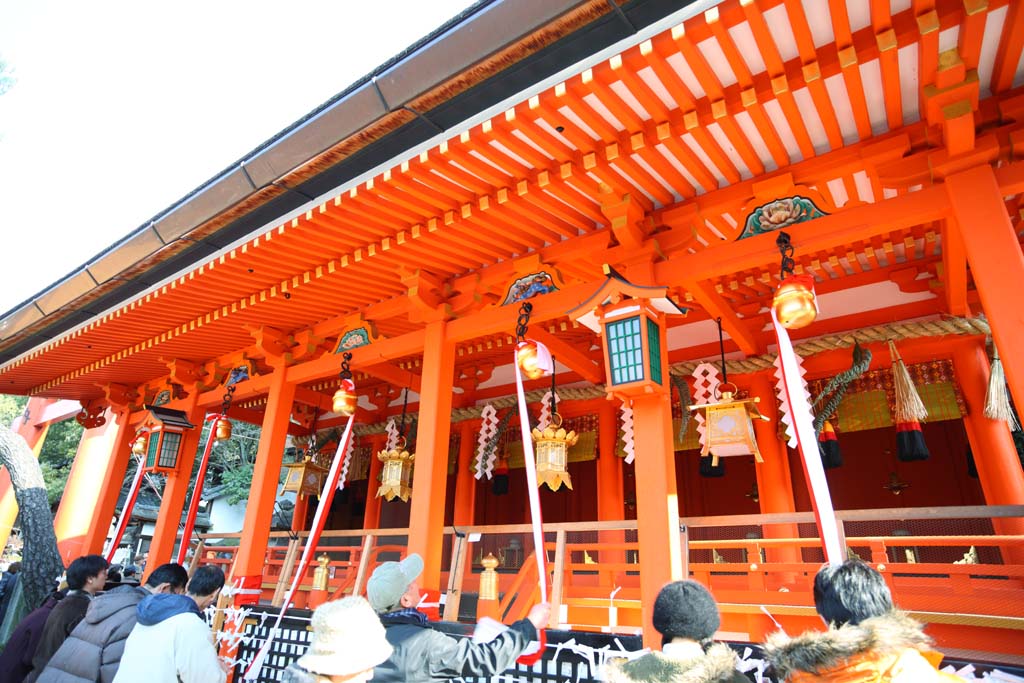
[684,280,761,356]
[529,327,604,385]
[991,0,1024,93]
[941,218,970,315]
[294,386,332,412]
[362,362,422,393]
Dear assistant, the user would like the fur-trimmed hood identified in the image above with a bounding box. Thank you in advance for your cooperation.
[763,611,940,680]
[605,643,749,683]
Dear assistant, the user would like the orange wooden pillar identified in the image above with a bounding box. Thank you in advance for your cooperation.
[231,369,296,604]
[54,407,133,564]
[80,408,136,555]
[362,433,387,530]
[452,419,478,528]
[291,493,310,532]
[748,372,801,569]
[630,390,683,650]
[145,396,203,573]
[952,339,1024,563]
[407,320,456,592]
[0,397,55,552]
[946,165,1024,412]
[597,400,625,583]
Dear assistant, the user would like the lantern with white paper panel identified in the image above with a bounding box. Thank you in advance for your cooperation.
[689,383,769,466]
[568,264,687,399]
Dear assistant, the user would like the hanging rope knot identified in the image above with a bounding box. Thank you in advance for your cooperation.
[776,230,796,279]
[515,302,533,342]
[339,351,353,380]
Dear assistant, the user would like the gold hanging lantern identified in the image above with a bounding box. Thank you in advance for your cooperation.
[531,413,578,491]
[214,416,233,441]
[282,456,330,497]
[131,434,147,456]
[376,436,415,502]
[690,383,769,466]
[332,378,358,416]
[772,274,818,329]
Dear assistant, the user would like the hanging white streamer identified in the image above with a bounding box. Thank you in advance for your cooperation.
[619,403,635,465]
[384,419,399,450]
[475,404,499,480]
[772,354,807,449]
[512,354,548,604]
[537,390,560,431]
[338,433,356,490]
[770,310,842,566]
[691,362,721,450]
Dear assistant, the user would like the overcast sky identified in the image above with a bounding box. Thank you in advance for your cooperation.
[0,0,473,314]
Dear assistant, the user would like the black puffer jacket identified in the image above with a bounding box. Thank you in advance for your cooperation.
[605,643,750,683]
[36,585,149,683]
[371,609,537,683]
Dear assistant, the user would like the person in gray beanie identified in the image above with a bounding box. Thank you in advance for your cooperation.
[605,580,748,683]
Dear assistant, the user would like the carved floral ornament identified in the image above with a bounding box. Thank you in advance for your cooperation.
[739,195,828,240]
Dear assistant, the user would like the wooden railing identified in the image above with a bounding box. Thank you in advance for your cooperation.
[193,505,1024,656]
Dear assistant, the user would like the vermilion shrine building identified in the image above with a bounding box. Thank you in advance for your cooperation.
[2,0,1023,660]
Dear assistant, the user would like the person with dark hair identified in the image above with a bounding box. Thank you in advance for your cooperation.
[36,563,189,683]
[112,565,227,683]
[0,588,67,683]
[0,560,23,625]
[605,580,748,683]
[103,565,123,591]
[367,553,550,683]
[764,560,961,682]
[26,555,108,683]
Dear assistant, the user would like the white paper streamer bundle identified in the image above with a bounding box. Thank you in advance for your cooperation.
[619,403,635,465]
[474,404,499,480]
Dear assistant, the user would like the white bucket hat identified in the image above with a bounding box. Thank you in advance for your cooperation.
[295,596,393,676]
[366,553,424,613]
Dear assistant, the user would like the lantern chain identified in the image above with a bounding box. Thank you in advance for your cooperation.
[220,384,236,417]
[515,302,533,342]
[398,387,409,439]
[339,352,353,380]
[776,230,796,279]
[716,317,728,386]
[549,357,557,419]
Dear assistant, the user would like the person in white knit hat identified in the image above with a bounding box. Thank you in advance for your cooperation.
[282,596,393,683]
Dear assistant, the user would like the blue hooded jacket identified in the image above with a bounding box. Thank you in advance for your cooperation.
[135,593,202,626]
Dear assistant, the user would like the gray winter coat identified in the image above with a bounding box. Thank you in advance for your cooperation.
[605,643,750,683]
[36,585,150,683]
[371,609,537,683]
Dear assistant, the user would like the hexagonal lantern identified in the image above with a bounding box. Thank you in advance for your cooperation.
[136,405,196,473]
[568,265,687,398]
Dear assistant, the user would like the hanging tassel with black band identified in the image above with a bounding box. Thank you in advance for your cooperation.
[888,340,930,461]
[818,419,843,469]
[699,455,726,477]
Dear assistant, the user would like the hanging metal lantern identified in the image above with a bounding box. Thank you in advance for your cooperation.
[690,383,769,466]
[214,416,233,441]
[332,378,358,416]
[773,274,818,329]
[531,413,578,491]
[772,230,818,329]
[376,436,415,502]
[282,456,330,497]
[131,434,147,457]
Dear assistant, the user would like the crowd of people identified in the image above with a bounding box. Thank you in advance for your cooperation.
[0,554,964,683]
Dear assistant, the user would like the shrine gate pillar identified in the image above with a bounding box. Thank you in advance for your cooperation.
[452,419,478,528]
[79,407,136,555]
[54,407,133,564]
[144,394,203,573]
[946,166,1024,413]
[0,397,55,552]
[631,390,683,649]
[597,400,625,578]
[748,373,801,571]
[407,319,456,592]
[952,339,1024,563]
[231,368,296,603]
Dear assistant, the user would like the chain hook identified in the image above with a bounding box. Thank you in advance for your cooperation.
[339,352,353,381]
[515,302,533,342]
[220,384,236,417]
[776,230,796,279]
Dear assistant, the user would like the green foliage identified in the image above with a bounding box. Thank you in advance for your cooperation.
[0,394,28,428]
[201,419,264,505]
[0,58,14,97]
[39,419,83,508]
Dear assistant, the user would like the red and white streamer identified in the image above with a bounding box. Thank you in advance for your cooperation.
[176,413,222,565]
[384,418,399,450]
[770,310,843,565]
[243,412,357,680]
[512,354,549,604]
[104,454,146,563]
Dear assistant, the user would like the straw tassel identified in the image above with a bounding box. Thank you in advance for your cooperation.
[818,419,843,469]
[888,341,930,462]
[984,350,1021,431]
